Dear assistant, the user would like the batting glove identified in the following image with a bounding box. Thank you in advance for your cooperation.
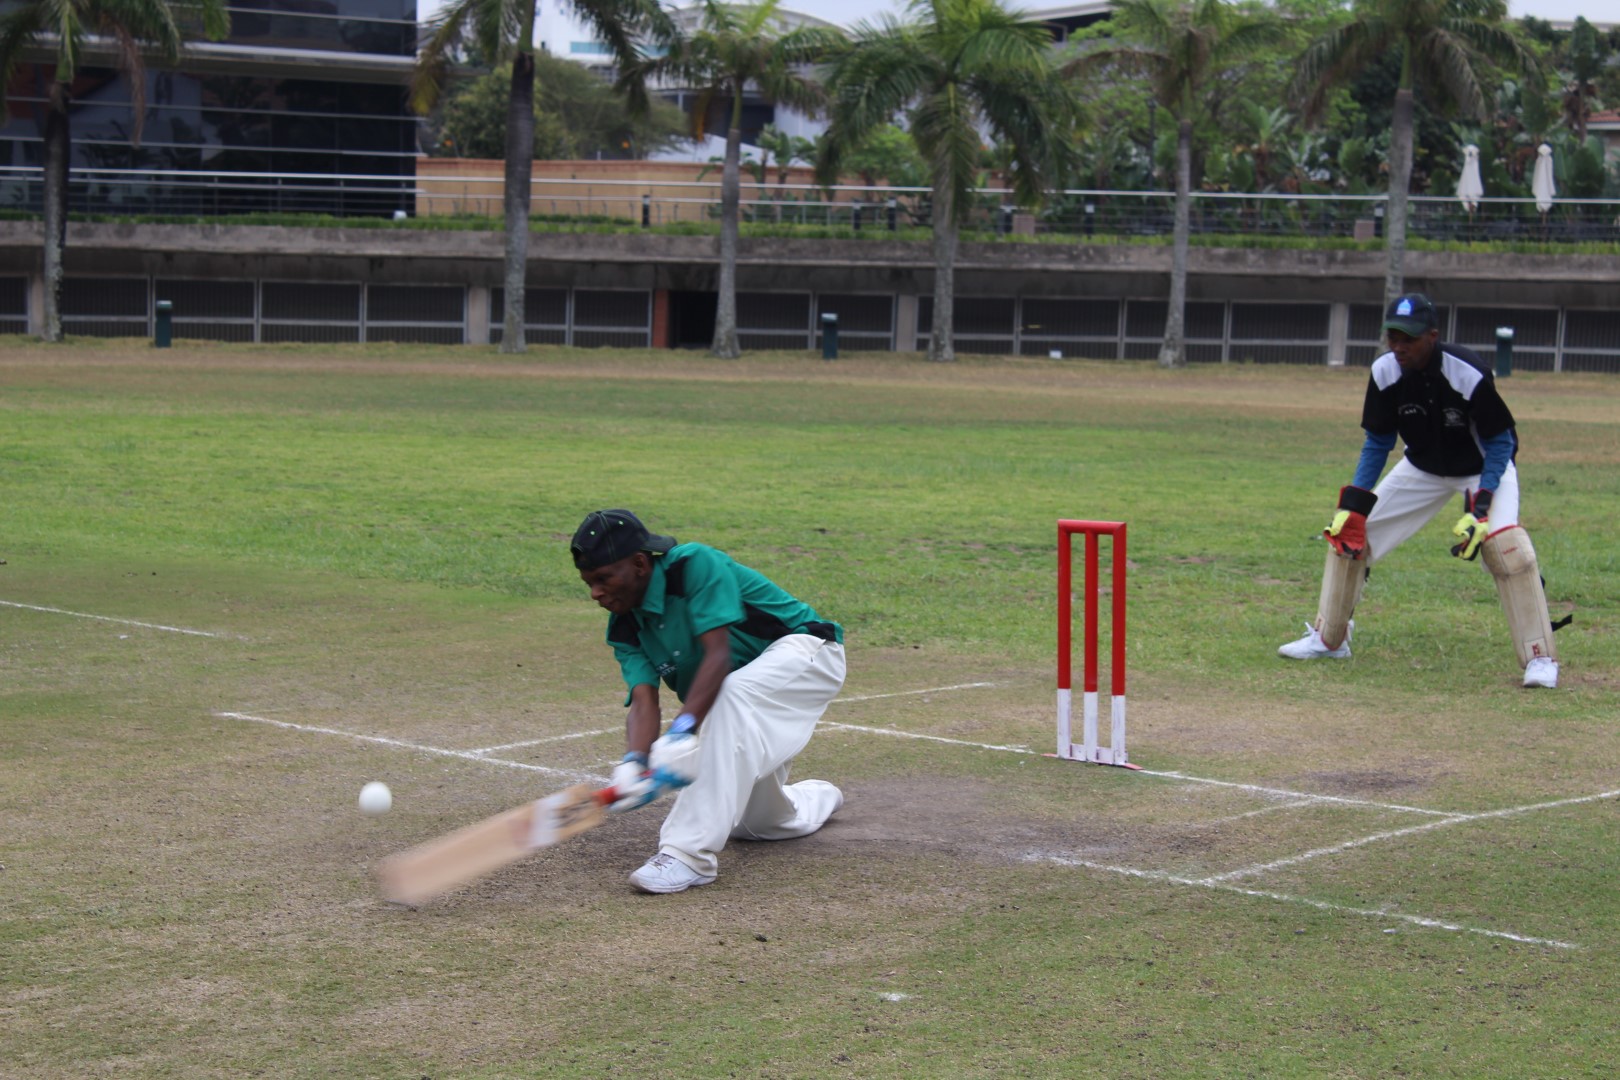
[649,712,701,789]
[1324,485,1377,559]
[1450,489,1492,561]
[607,751,659,813]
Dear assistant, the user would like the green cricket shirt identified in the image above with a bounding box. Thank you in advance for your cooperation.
[605,542,842,704]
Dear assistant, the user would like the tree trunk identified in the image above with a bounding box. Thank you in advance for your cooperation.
[711,96,742,359]
[500,50,536,354]
[1159,116,1192,369]
[1383,86,1414,315]
[927,178,956,362]
[41,86,70,344]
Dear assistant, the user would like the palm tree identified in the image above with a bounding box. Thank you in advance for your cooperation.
[1561,16,1605,141]
[625,0,840,359]
[414,0,670,354]
[0,0,230,342]
[1293,0,1539,314]
[1065,0,1281,368]
[1240,104,1294,192]
[820,0,1078,363]
[755,124,816,198]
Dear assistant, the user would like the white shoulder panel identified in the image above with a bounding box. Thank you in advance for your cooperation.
[1370,352,1401,390]
[1440,350,1485,400]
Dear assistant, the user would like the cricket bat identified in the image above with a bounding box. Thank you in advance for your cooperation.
[376,784,616,906]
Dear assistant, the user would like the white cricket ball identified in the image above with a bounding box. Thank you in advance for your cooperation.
[358,781,393,816]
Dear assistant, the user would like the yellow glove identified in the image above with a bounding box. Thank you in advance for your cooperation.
[1450,489,1492,561]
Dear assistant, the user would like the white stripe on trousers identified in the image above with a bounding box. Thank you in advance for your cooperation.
[659,634,847,878]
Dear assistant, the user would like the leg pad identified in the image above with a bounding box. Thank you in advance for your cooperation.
[1480,526,1557,667]
[1314,547,1368,651]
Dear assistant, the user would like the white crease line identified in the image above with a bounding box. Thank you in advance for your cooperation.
[820,721,1031,754]
[817,720,1461,819]
[830,682,996,704]
[2,599,228,638]
[467,727,619,756]
[217,712,601,783]
[1203,788,1620,885]
[1189,800,1319,828]
[1136,769,1465,818]
[1023,852,1577,950]
[448,682,1004,758]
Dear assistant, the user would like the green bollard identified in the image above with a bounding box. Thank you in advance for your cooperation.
[820,313,838,360]
[154,300,173,348]
[1495,326,1512,378]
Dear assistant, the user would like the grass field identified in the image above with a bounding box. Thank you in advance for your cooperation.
[2,339,1617,1078]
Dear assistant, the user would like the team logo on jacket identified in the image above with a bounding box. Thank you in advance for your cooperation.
[1443,407,1466,427]
[1398,403,1427,419]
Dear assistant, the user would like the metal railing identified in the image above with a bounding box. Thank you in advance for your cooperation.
[1,165,1617,246]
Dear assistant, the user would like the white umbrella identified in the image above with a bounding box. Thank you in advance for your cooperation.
[1532,143,1556,215]
[1456,144,1484,213]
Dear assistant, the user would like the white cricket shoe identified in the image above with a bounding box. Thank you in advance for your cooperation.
[1277,622,1352,660]
[1523,657,1559,689]
[629,853,715,894]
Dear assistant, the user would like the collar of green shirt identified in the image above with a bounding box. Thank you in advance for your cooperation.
[635,552,672,618]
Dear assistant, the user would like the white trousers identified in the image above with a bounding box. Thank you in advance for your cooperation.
[659,634,846,878]
[1366,458,1521,564]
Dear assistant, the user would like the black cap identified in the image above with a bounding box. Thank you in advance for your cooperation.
[1382,293,1438,336]
[570,509,675,570]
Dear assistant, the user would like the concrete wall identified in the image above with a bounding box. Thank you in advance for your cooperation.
[10,220,1615,299]
[1,221,1615,366]
[416,158,853,221]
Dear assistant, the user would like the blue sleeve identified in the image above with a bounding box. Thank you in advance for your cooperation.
[1478,428,1516,493]
[1352,430,1396,490]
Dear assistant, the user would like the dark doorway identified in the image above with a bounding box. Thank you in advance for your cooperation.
[669,291,717,349]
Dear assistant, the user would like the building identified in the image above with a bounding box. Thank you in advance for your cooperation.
[0,0,421,216]
[1590,110,1620,165]
[1028,1,1115,44]
[542,1,1114,161]
[541,3,833,158]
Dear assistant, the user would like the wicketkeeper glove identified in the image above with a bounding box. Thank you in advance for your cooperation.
[607,751,660,813]
[1324,485,1377,559]
[649,712,701,789]
[1450,489,1492,561]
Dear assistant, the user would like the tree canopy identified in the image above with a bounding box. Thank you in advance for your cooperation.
[427,53,689,160]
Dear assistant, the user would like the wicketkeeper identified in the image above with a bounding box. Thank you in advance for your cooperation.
[571,509,846,893]
[1278,293,1566,688]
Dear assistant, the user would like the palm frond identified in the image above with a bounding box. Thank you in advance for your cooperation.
[977,72,1079,202]
[1107,0,1174,47]
[955,24,1050,76]
[0,7,45,109]
[1217,19,1286,63]
[1292,21,1384,124]
[410,0,482,114]
[1444,14,1545,83]
[1413,28,1487,117]
[43,0,82,82]
[571,0,669,69]
[911,84,981,226]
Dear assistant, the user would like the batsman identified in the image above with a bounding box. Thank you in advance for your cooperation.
[570,509,847,893]
[1278,293,1564,688]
